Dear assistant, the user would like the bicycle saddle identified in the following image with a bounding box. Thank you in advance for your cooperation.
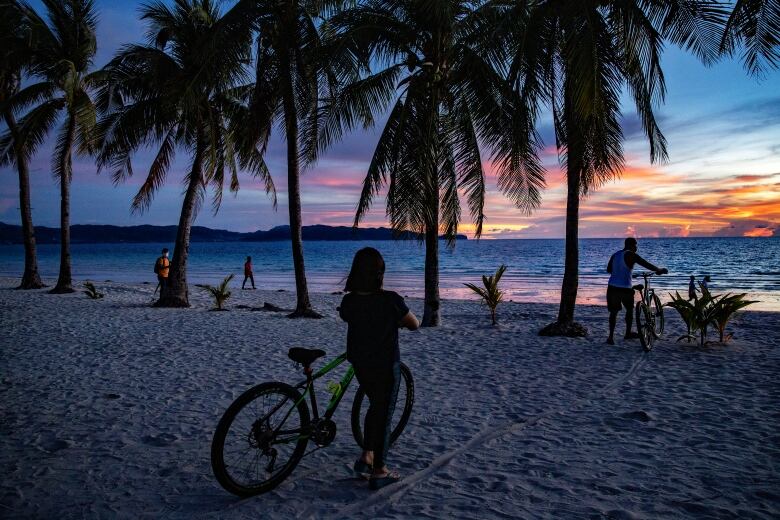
[288,347,326,366]
[633,284,644,291]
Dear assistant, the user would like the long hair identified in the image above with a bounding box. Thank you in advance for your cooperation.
[345,247,385,293]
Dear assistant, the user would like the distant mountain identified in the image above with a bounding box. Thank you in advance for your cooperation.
[0,222,466,244]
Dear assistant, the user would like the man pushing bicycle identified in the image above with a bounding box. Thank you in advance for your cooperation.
[606,237,667,345]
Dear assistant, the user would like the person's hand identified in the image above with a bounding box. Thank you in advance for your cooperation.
[656,268,668,275]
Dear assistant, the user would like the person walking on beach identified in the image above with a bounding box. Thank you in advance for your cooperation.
[702,275,711,293]
[339,247,419,490]
[689,275,697,301]
[606,237,667,345]
[154,248,170,294]
[242,256,255,290]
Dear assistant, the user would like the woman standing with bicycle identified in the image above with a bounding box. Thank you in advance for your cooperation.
[339,247,419,490]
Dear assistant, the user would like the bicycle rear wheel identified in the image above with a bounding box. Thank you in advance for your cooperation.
[351,362,414,449]
[651,293,665,337]
[635,301,654,351]
[211,382,310,497]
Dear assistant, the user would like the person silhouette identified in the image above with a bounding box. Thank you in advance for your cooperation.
[339,247,419,490]
[606,237,667,345]
[242,256,255,290]
[689,275,697,301]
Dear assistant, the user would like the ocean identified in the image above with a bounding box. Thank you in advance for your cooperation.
[1,237,778,310]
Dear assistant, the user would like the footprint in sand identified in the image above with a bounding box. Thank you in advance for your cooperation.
[621,410,653,422]
[40,439,72,453]
[142,433,179,447]
[103,393,121,399]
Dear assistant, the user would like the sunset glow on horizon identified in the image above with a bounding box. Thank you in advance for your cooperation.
[0,1,778,240]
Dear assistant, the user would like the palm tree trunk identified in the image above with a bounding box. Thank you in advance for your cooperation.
[539,90,586,337]
[422,214,441,327]
[558,165,580,323]
[155,129,206,307]
[4,108,43,289]
[50,115,76,294]
[282,54,319,319]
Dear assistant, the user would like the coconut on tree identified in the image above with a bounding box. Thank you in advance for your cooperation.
[325,0,545,326]
[95,0,275,307]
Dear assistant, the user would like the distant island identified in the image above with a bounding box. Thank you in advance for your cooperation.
[0,222,467,244]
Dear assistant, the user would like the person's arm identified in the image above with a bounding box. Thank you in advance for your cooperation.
[631,252,667,274]
[399,311,419,330]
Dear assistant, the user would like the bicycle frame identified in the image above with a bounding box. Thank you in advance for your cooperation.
[637,272,656,305]
[262,353,356,445]
[294,353,355,421]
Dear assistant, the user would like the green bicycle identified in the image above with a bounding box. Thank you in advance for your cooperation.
[210,347,415,497]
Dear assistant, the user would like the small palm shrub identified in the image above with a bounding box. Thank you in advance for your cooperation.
[200,274,234,311]
[666,288,757,346]
[464,265,507,325]
[710,293,758,342]
[83,282,104,299]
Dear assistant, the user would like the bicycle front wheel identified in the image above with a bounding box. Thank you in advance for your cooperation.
[651,293,665,337]
[351,362,414,449]
[211,382,310,497]
[635,301,654,351]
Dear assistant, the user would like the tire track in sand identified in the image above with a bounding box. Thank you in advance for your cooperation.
[316,351,649,519]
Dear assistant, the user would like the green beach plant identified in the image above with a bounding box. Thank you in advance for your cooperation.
[666,288,757,346]
[464,265,507,326]
[201,274,234,311]
[83,281,104,299]
[710,292,758,343]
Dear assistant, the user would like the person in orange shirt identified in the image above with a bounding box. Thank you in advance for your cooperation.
[242,255,255,290]
[154,248,170,294]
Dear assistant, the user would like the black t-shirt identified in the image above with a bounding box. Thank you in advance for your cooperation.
[339,291,409,369]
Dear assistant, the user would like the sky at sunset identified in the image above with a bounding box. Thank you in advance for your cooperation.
[1,0,778,239]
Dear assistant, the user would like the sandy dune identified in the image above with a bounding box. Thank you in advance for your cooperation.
[1,277,778,518]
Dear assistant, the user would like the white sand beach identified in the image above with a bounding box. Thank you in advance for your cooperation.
[1,277,778,519]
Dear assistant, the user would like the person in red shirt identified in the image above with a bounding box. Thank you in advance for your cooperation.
[242,256,255,290]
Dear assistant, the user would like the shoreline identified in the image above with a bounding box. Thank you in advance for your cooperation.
[2,274,778,312]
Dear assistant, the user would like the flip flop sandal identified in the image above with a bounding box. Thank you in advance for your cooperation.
[369,471,401,490]
[353,460,373,479]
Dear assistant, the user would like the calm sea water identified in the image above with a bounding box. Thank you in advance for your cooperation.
[1,237,778,310]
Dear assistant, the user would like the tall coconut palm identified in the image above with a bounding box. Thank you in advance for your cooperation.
[225,0,355,318]
[95,0,275,307]
[720,0,780,75]
[324,0,545,326]
[1,0,101,294]
[506,0,728,336]
[0,0,44,289]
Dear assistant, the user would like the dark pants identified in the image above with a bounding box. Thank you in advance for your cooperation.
[242,273,255,289]
[354,362,400,470]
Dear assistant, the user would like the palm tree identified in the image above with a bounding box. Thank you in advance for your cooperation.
[1,0,101,294]
[95,0,275,308]
[325,0,544,326]
[225,0,354,318]
[0,1,44,289]
[720,0,780,75]
[504,1,727,336]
